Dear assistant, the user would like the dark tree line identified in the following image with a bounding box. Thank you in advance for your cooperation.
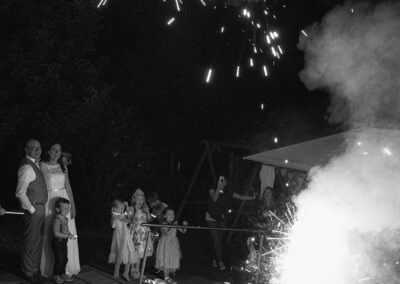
[0,0,153,224]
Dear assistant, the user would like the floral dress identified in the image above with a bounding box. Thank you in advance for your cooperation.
[130,208,153,258]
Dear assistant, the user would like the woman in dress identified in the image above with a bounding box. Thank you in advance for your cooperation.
[40,143,80,277]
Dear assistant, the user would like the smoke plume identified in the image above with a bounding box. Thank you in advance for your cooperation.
[298,1,400,127]
[277,2,400,283]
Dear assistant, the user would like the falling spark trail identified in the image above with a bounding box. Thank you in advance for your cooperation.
[97,0,107,8]
[199,0,206,7]
[263,65,268,76]
[175,0,181,11]
[167,18,175,25]
[236,66,240,78]
[205,68,213,83]
[301,29,308,37]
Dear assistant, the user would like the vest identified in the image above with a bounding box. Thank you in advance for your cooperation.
[19,157,48,204]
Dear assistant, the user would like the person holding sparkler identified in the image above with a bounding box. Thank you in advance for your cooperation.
[0,203,6,215]
[206,175,256,271]
[128,189,153,279]
[108,199,137,281]
[155,207,187,283]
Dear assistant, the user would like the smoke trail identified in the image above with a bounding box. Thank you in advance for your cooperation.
[275,2,400,283]
[298,1,400,127]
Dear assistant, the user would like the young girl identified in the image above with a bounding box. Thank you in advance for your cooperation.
[108,199,138,281]
[128,189,153,279]
[156,207,188,283]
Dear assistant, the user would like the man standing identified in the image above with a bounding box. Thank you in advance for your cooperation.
[15,139,48,283]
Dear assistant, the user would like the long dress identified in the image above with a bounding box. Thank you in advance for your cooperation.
[155,227,181,271]
[108,216,138,264]
[40,163,81,277]
[131,208,153,258]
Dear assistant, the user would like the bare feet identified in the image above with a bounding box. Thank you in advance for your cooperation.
[113,273,119,279]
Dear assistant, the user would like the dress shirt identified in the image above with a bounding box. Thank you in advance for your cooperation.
[15,156,39,214]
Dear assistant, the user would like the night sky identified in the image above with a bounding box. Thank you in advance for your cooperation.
[0,0,343,217]
[97,0,340,151]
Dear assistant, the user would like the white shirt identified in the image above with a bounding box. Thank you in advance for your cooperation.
[15,156,39,214]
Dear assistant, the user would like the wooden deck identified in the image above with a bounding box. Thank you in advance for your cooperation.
[0,265,219,284]
[0,265,128,284]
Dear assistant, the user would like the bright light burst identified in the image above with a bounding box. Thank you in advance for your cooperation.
[98,0,286,84]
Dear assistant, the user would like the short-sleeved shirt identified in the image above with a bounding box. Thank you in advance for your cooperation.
[53,214,70,237]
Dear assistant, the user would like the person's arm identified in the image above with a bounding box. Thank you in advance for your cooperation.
[53,217,73,239]
[64,165,76,219]
[233,192,256,201]
[178,221,188,233]
[142,205,152,222]
[15,165,36,214]
[0,204,6,216]
[161,222,175,236]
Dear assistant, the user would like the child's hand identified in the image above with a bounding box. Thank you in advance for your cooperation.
[172,221,178,225]
[68,233,75,240]
[182,221,188,226]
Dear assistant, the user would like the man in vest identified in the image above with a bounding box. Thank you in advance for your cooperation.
[15,139,48,283]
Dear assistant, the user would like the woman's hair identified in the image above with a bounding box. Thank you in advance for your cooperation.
[43,142,66,173]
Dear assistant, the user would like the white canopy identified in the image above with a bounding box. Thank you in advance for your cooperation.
[244,131,354,171]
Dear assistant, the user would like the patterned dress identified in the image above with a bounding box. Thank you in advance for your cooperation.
[131,208,153,258]
[155,226,182,271]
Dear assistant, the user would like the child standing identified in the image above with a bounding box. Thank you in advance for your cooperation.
[108,199,138,281]
[128,189,153,279]
[156,207,188,283]
[52,197,75,284]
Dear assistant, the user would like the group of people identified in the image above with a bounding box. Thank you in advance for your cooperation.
[108,190,187,284]
[14,139,80,284]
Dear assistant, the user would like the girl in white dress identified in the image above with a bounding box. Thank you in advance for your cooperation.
[40,143,80,277]
[108,199,138,281]
[156,207,187,283]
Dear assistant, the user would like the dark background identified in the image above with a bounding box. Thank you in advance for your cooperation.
[0,0,342,227]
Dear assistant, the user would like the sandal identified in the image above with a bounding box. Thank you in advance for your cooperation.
[130,270,140,279]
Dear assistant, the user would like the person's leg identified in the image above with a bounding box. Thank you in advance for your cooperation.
[122,264,130,281]
[52,240,62,277]
[113,262,121,278]
[21,205,45,277]
[61,240,68,275]
[164,267,169,280]
[206,220,223,265]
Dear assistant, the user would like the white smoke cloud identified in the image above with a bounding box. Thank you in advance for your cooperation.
[298,1,400,127]
[277,2,400,283]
